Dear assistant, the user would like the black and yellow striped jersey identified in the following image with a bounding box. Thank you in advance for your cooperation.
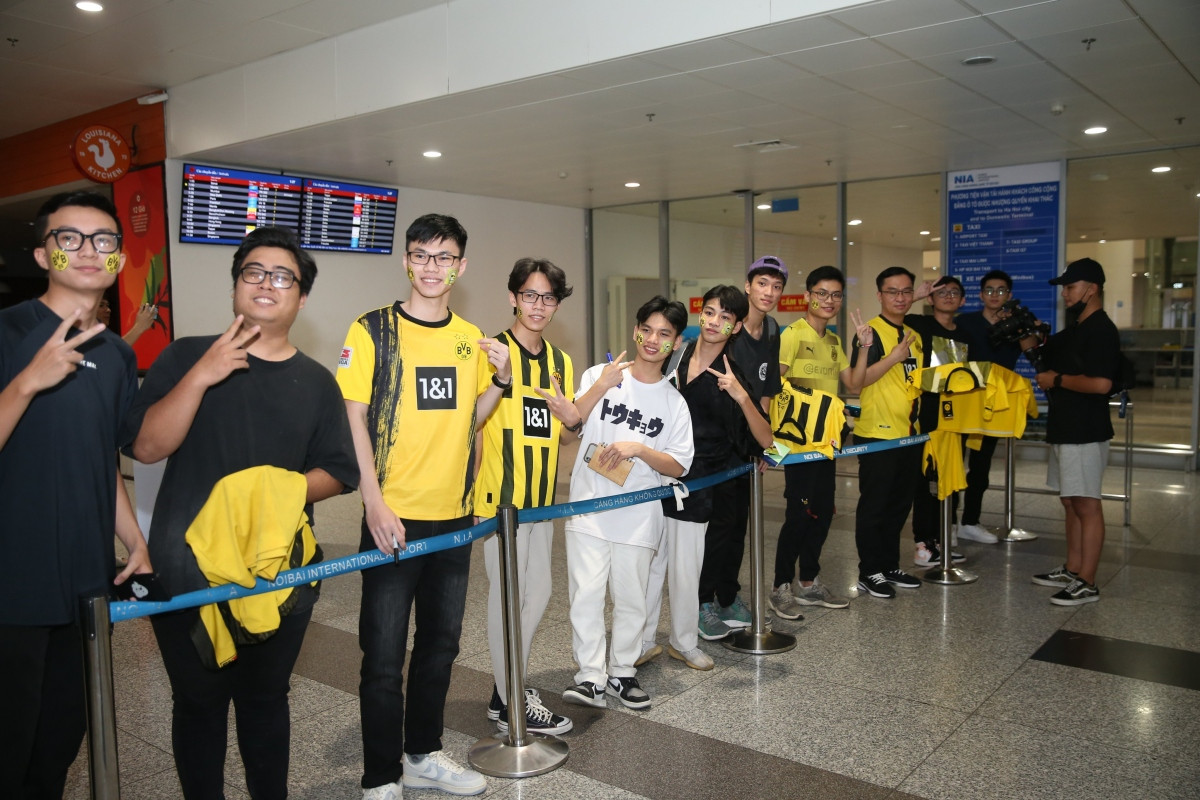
[770,383,847,459]
[851,316,923,440]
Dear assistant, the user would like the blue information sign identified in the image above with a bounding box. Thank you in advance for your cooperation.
[947,162,1062,382]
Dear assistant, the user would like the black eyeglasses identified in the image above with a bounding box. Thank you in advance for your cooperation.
[809,289,844,303]
[933,289,963,299]
[407,250,461,267]
[983,287,1011,296]
[240,266,297,289]
[516,290,559,307]
[43,228,122,254]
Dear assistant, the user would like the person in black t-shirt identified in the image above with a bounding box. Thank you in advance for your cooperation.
[1022,258,1120,606]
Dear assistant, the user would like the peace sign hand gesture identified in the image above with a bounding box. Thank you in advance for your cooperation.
[17,309,106,395]
[706,355,749,403]
[850,308,874,349]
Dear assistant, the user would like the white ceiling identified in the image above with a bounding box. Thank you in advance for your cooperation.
[2,0,1200,245]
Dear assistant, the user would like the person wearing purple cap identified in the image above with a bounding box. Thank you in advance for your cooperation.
[1022,257,1120,606]
[695,256,786,635]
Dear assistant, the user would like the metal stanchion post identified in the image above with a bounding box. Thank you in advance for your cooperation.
[923,493,977,585]
[80,594,120,800]
[998,437,1037,542]
[724,463,796,655]
[469,504,568,778]
[1123,396,1133,527]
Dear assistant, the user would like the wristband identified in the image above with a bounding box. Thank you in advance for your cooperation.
[1053,373,1063,389]
[491,374,512,390]
[564,419,583,434]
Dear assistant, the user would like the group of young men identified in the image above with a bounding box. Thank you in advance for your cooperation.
[0,189,1118,800]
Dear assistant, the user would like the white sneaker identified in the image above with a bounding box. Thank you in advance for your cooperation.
[957,523,998,544]
[363,782,402,800]
[634,640,662,666]
[402,752,485,796]
[666,644,714,670]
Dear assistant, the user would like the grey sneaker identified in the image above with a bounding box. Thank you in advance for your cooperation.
[698,602,732,640]
[717,594,752,628]
[1049,576,1099,606]
[402,751,485,796]
[562,680,607,708]
[1032,564,1076,587]
[363,782,402,800]
[768,584,805,620]
[666,644,714,670]
[793,577,849,609]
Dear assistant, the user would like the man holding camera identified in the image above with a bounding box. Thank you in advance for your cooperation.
[1024,258,1120,606]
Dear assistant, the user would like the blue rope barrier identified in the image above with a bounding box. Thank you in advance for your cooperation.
[109,462,756,622]
[766,433,930,467]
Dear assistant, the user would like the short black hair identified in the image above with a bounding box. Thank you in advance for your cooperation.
[806,265,844,292]
[875,266,915,290]
[980,269,1013,290]
[508,257,573,307]
[406,213,467,254]
[636,295,688,337]
[231,226,318,296]
[34,191,122,244]
[932,275,964,294]
[701,285,749,322]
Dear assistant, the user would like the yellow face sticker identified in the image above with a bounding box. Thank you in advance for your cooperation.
[634,331,645,345]
[721,322,734,336]
[407,267,415,282]
[104,253,120,274]
[516,308,523,318]
[661,340,673,353]
[444,269,457,286]
[51,249,69,271]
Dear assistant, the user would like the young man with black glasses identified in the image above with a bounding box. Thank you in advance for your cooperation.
[1,191,150,799]
[124,225,358,799]
[953,270,1023,544]
[476,258,579,736]
[339,214,511,799]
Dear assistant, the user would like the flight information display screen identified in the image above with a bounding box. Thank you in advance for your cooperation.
[300,178,398,254]
[180,163,302,245]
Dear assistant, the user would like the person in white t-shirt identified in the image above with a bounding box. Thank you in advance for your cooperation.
[561,296,694,712]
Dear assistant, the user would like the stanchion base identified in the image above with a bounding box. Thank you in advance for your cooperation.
[722,629,797,654]
[999,527,1038,542]
[468,732,568,778]
[923,565,979,584]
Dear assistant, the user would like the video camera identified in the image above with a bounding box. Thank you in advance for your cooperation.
[988,298,1050,372]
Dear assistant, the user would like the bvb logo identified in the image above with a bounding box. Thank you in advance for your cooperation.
[455,339,473,361]
[552,370,563,387]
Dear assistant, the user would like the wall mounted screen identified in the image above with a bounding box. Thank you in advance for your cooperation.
[180,163,302,245]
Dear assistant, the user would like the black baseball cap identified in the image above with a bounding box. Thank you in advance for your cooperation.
[1049,257,1105,286]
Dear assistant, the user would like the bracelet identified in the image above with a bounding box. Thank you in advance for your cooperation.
[859,344,870,348]
[491,374,512,390]
[564,419,583,434]
[1053,373,1063,389]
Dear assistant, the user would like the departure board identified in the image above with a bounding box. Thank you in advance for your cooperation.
[300,179,398,254]
[180,164,302,245]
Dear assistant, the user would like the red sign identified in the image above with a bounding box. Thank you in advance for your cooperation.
[113,164,173,370]
[688,297,704,313]
[72,124,132,183]
[777,294,809,313]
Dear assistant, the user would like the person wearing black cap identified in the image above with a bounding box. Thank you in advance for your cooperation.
[1023,257,1120,606]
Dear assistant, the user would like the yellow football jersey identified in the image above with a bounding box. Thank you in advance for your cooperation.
[770,383,847,459]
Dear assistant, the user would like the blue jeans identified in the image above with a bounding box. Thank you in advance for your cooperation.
[358,517,472,790]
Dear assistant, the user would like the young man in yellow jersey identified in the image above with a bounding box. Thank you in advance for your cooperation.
[339,214,512,800]
[477,258,579,736]
[850,267,925,600]
[773,266,872,615]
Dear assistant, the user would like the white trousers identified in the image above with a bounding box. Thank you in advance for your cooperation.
[484,520,554,699]
[565,529,653,684]
[643,518,705,652]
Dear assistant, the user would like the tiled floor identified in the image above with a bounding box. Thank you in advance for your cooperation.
[67,453,1200,799]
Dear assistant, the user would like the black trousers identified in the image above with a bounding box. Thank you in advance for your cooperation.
[961,435,1000,526]
[697,473,750,607]
[0,623,88,800]
[151,605,313,800]
[854,437,920,577]
[774,458,837,586]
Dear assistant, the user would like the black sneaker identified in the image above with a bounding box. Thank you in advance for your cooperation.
[1032,564,1076,587]
[606,676,651,710]
[883,568,921,589]
[562,680,606,708]
[857,573,896,599]
[486,685,503,721]
[1049,577,1100,606]
[497,695,573,735]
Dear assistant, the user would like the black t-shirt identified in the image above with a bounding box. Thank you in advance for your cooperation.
[0,300,138,625]
[121,336,359,598]
[1040,310,1120,444]
[955,311,1021,369]
[905,313,972,434]
[661,341,762,522]
[729,314,782,402]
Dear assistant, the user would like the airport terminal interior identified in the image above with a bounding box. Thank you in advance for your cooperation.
[2,1,1199,799]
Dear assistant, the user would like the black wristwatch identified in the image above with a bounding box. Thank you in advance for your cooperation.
[491,374,512,390]
[1052,373,1063,389]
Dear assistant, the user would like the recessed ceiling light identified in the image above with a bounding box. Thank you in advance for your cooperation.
[1084,126,1107,135]
[422,150,441,158]
[930,236,941,242]
[76,1,103,11]
[1152,166,1171,173]
[1174,282,1184,289]
[848,219,862,226]
[1099,239,1107,244]
[624,181,640,188]
[919,230,930,236]
[848,242,855,246]
[961,55,996,66]
[1080,235,1087,239]
[756,203,771,210]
